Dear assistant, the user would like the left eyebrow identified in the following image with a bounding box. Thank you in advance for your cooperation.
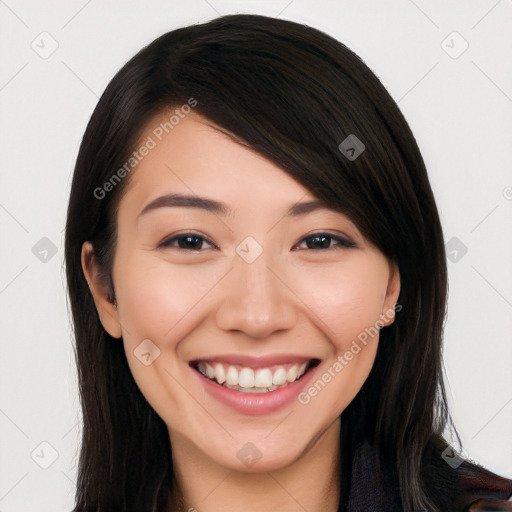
[136,193,333,220]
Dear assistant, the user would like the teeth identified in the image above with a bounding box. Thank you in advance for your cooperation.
[205,363,215,379]
[238,368,254,388]
[272,367,287,385]
[214,363,226,384]
[286,365,298,383]
[197,360,311,391]
[226,365,238,386]
[225,383,279,393]
[254,368,272,388]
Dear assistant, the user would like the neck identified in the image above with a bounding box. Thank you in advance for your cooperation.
[167,419,341,512]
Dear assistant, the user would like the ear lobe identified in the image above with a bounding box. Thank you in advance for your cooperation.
[380,261,401,327]
[81,241,122,339]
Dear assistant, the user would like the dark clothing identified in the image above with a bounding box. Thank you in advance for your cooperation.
[343,435,512,511]
[457,462,512,511]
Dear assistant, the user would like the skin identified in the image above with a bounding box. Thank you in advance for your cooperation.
[82,111,400,512]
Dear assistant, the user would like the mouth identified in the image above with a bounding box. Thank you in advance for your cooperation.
[190,358,321,394]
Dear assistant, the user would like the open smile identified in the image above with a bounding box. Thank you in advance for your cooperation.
[192,359,320,393]
[189,356,321,415]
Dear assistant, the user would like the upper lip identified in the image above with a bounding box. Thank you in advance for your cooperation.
[190,354,319,369]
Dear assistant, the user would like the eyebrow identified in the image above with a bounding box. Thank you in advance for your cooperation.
[136,193,331,219]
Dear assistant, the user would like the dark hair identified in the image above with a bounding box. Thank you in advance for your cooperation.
[65,13,460,511]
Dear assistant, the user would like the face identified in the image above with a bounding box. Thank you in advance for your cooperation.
[82,111,400,473]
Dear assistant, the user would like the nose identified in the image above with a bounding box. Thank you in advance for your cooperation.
[215,248,298,339]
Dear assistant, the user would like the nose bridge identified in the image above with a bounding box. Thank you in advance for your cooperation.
[215,239,297,337]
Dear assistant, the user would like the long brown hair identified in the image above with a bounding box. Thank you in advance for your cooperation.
[65,13,457,511]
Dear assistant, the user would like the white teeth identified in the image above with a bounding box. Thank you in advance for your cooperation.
[272,367,287,385]
[214,363,226,384]
[198,360,312,391]
[225,383,278,393]
[286,365,298,383]
[254,368,273,388]
[226,365,238,386]
[205,363,215,379]
[238,368,255,388]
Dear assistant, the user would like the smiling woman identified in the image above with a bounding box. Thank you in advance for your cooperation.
[64,13,512,512]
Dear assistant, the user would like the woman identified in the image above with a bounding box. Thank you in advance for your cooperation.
[64,13,512,512]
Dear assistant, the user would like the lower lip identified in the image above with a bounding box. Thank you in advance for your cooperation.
[191,362,320,415]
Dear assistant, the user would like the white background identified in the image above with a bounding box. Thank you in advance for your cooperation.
[0,0,511,510]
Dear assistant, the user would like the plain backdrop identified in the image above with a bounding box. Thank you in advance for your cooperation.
[0,1,511,510]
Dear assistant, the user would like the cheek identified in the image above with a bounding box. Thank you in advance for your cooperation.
[293,258,388,350]
[111,253,221,424]
[113,252,223,342]
[294,265,385,415]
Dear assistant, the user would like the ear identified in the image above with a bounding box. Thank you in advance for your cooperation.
[81,241,122,339]
[380,260,401,327]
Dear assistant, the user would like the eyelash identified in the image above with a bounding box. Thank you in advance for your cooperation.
[157,232,356,252]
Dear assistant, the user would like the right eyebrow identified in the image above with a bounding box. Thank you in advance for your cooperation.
[137,193,229,219]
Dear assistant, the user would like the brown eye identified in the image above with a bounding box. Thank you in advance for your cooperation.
[294,233,356,251]
[158,233,216,251]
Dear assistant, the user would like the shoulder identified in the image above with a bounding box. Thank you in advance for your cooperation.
[455,459,512,511]
[422,436,512,511]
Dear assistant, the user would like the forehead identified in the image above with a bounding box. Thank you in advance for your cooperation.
[119,110,318,213]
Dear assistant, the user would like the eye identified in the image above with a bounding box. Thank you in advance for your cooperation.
[157,232,217,251]
[157,231,356,252]
[293,232,356,251]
